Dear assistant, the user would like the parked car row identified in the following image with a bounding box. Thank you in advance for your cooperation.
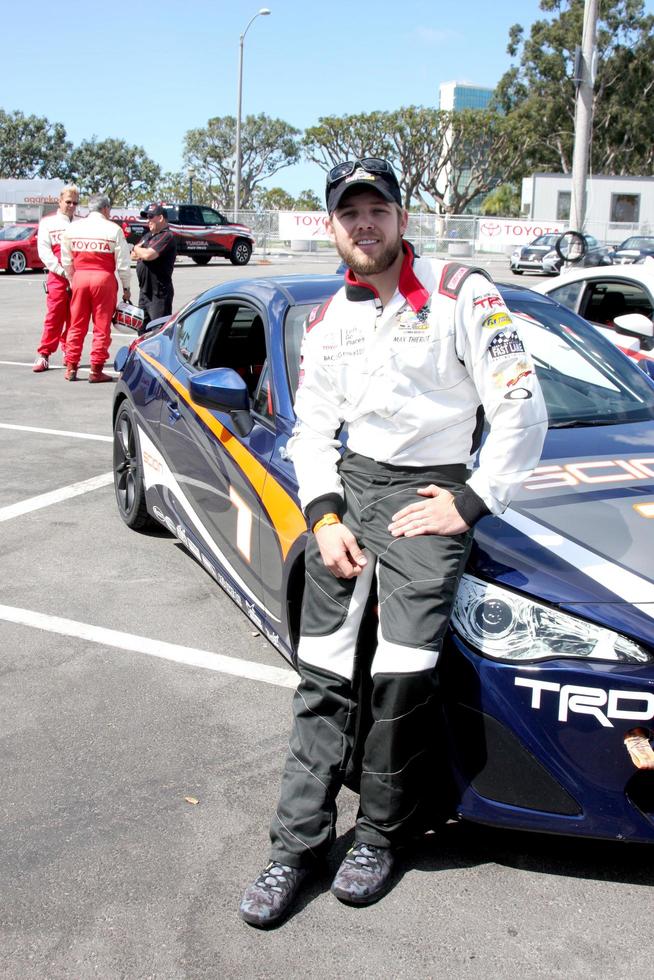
[510,234,654,277]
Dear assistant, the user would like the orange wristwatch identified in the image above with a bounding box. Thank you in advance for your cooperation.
[312,513,341,533]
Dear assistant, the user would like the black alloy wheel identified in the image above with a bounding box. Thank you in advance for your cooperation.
[230,239,252,265]
[113,402,155,530]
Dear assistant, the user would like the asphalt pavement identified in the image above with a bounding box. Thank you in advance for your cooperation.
[1,253,653,980]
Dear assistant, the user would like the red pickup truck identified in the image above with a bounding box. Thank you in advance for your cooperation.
[118,203,255,266]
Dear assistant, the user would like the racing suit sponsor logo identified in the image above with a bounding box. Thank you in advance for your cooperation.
[488,330,526,360]
[473,293,505,310]
[397,308,430,332]
[516,677,654,729]
[483,311,513,330]
[50,230,64,244]
[69,238,112,252]
[504,387,532,400]
[507,369,533,388]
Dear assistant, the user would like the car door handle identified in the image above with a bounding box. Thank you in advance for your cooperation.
[166,399,181,422]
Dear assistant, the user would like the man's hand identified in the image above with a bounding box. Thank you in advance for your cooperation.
[315,523,367,578]
[123,289,131,303]
[388,485,470,537]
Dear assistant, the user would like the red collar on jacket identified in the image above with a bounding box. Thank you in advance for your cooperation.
[343,240,430,312]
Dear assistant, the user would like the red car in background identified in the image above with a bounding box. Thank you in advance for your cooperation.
[0,223,43,275]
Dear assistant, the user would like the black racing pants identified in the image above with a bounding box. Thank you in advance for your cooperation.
[270,451,472,868]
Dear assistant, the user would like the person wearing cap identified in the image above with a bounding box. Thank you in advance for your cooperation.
[131,205,176,330]
[239,159,548,927]
[61,194,132,383]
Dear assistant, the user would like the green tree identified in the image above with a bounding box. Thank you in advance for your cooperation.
[0,109,71,178]
[183,114,301,210]
[294,189,322,211]
[68,138,161,206]
[479,184,522,217]
[304,107,525,213]
[255,186,296,211]
[152,170,215,206]
[495,0,654,175]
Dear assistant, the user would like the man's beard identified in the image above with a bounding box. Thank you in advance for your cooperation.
[337,236,402,277]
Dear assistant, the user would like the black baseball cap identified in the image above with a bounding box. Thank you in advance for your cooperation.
[326,160,402,214]
[141,204,167,219]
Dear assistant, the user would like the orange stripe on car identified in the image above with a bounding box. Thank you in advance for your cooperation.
[137,349,306,558]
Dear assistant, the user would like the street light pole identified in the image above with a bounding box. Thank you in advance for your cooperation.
[569,0,598,232]
[188,166,196,204]
[234,7,271,218]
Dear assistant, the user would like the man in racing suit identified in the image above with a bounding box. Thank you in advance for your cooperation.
[32,186,80,372]
[131,204,176,330]
[61,194,132,383]
[239,159,548,928]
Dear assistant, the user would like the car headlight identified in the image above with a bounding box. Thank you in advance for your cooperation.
[451,575,650,663]
[511,249,520,259]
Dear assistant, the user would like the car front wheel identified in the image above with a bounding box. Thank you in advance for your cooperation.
[8,250,27,274]
[113,401,155,530]
[230,239,252,265]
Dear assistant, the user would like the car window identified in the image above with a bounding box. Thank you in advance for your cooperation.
[0,225,34,241]
[284,303,316,400]
[546,280,585,311]
[176,303,214,364]
[179,206,202,225]
[251,361,274,422]
[200,207,225,226]
[580,281,654,325]
[509,298,654,426]
[199,303,268,396]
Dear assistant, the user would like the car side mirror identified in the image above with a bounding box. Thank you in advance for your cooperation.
[190,368,253,437]
[613,313,654,339]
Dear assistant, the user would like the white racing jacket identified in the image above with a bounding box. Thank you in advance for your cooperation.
[288,245,548,528]
[37,211,72,278]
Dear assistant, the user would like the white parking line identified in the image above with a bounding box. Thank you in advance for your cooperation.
[0,423,111,442]
[0,360,119,373]
[0,472,114,522]
[0,604,298,689]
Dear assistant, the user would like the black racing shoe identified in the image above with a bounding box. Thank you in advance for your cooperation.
[330,842,395,905]
[239,861,308,928]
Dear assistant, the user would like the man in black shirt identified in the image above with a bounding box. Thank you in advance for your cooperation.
[132,205,177,329]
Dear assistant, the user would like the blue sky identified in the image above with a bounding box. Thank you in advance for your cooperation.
[4,0,653,202]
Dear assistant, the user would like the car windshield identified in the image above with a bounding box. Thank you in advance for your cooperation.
[285,295,654,428]
[620,238,653,250]
[532,235,558,247]
[507,296,654,426]
[0,224,34,241]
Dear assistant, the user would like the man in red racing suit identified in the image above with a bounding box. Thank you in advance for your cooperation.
[32,186,80,373]
[61,194,132,383]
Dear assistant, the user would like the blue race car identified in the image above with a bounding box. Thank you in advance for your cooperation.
[112,275,654,843]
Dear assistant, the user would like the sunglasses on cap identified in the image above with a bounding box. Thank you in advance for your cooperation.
[326,158,395,190]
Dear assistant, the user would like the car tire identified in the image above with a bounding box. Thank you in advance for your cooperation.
[191,255,212,266]
[8,250,27,274]
[230,239,252,265]
[113,401,156,530]
[511,269,523,276]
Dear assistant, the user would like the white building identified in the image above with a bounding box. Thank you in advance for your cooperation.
[0,178,65,223]
[521,173,654,242]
